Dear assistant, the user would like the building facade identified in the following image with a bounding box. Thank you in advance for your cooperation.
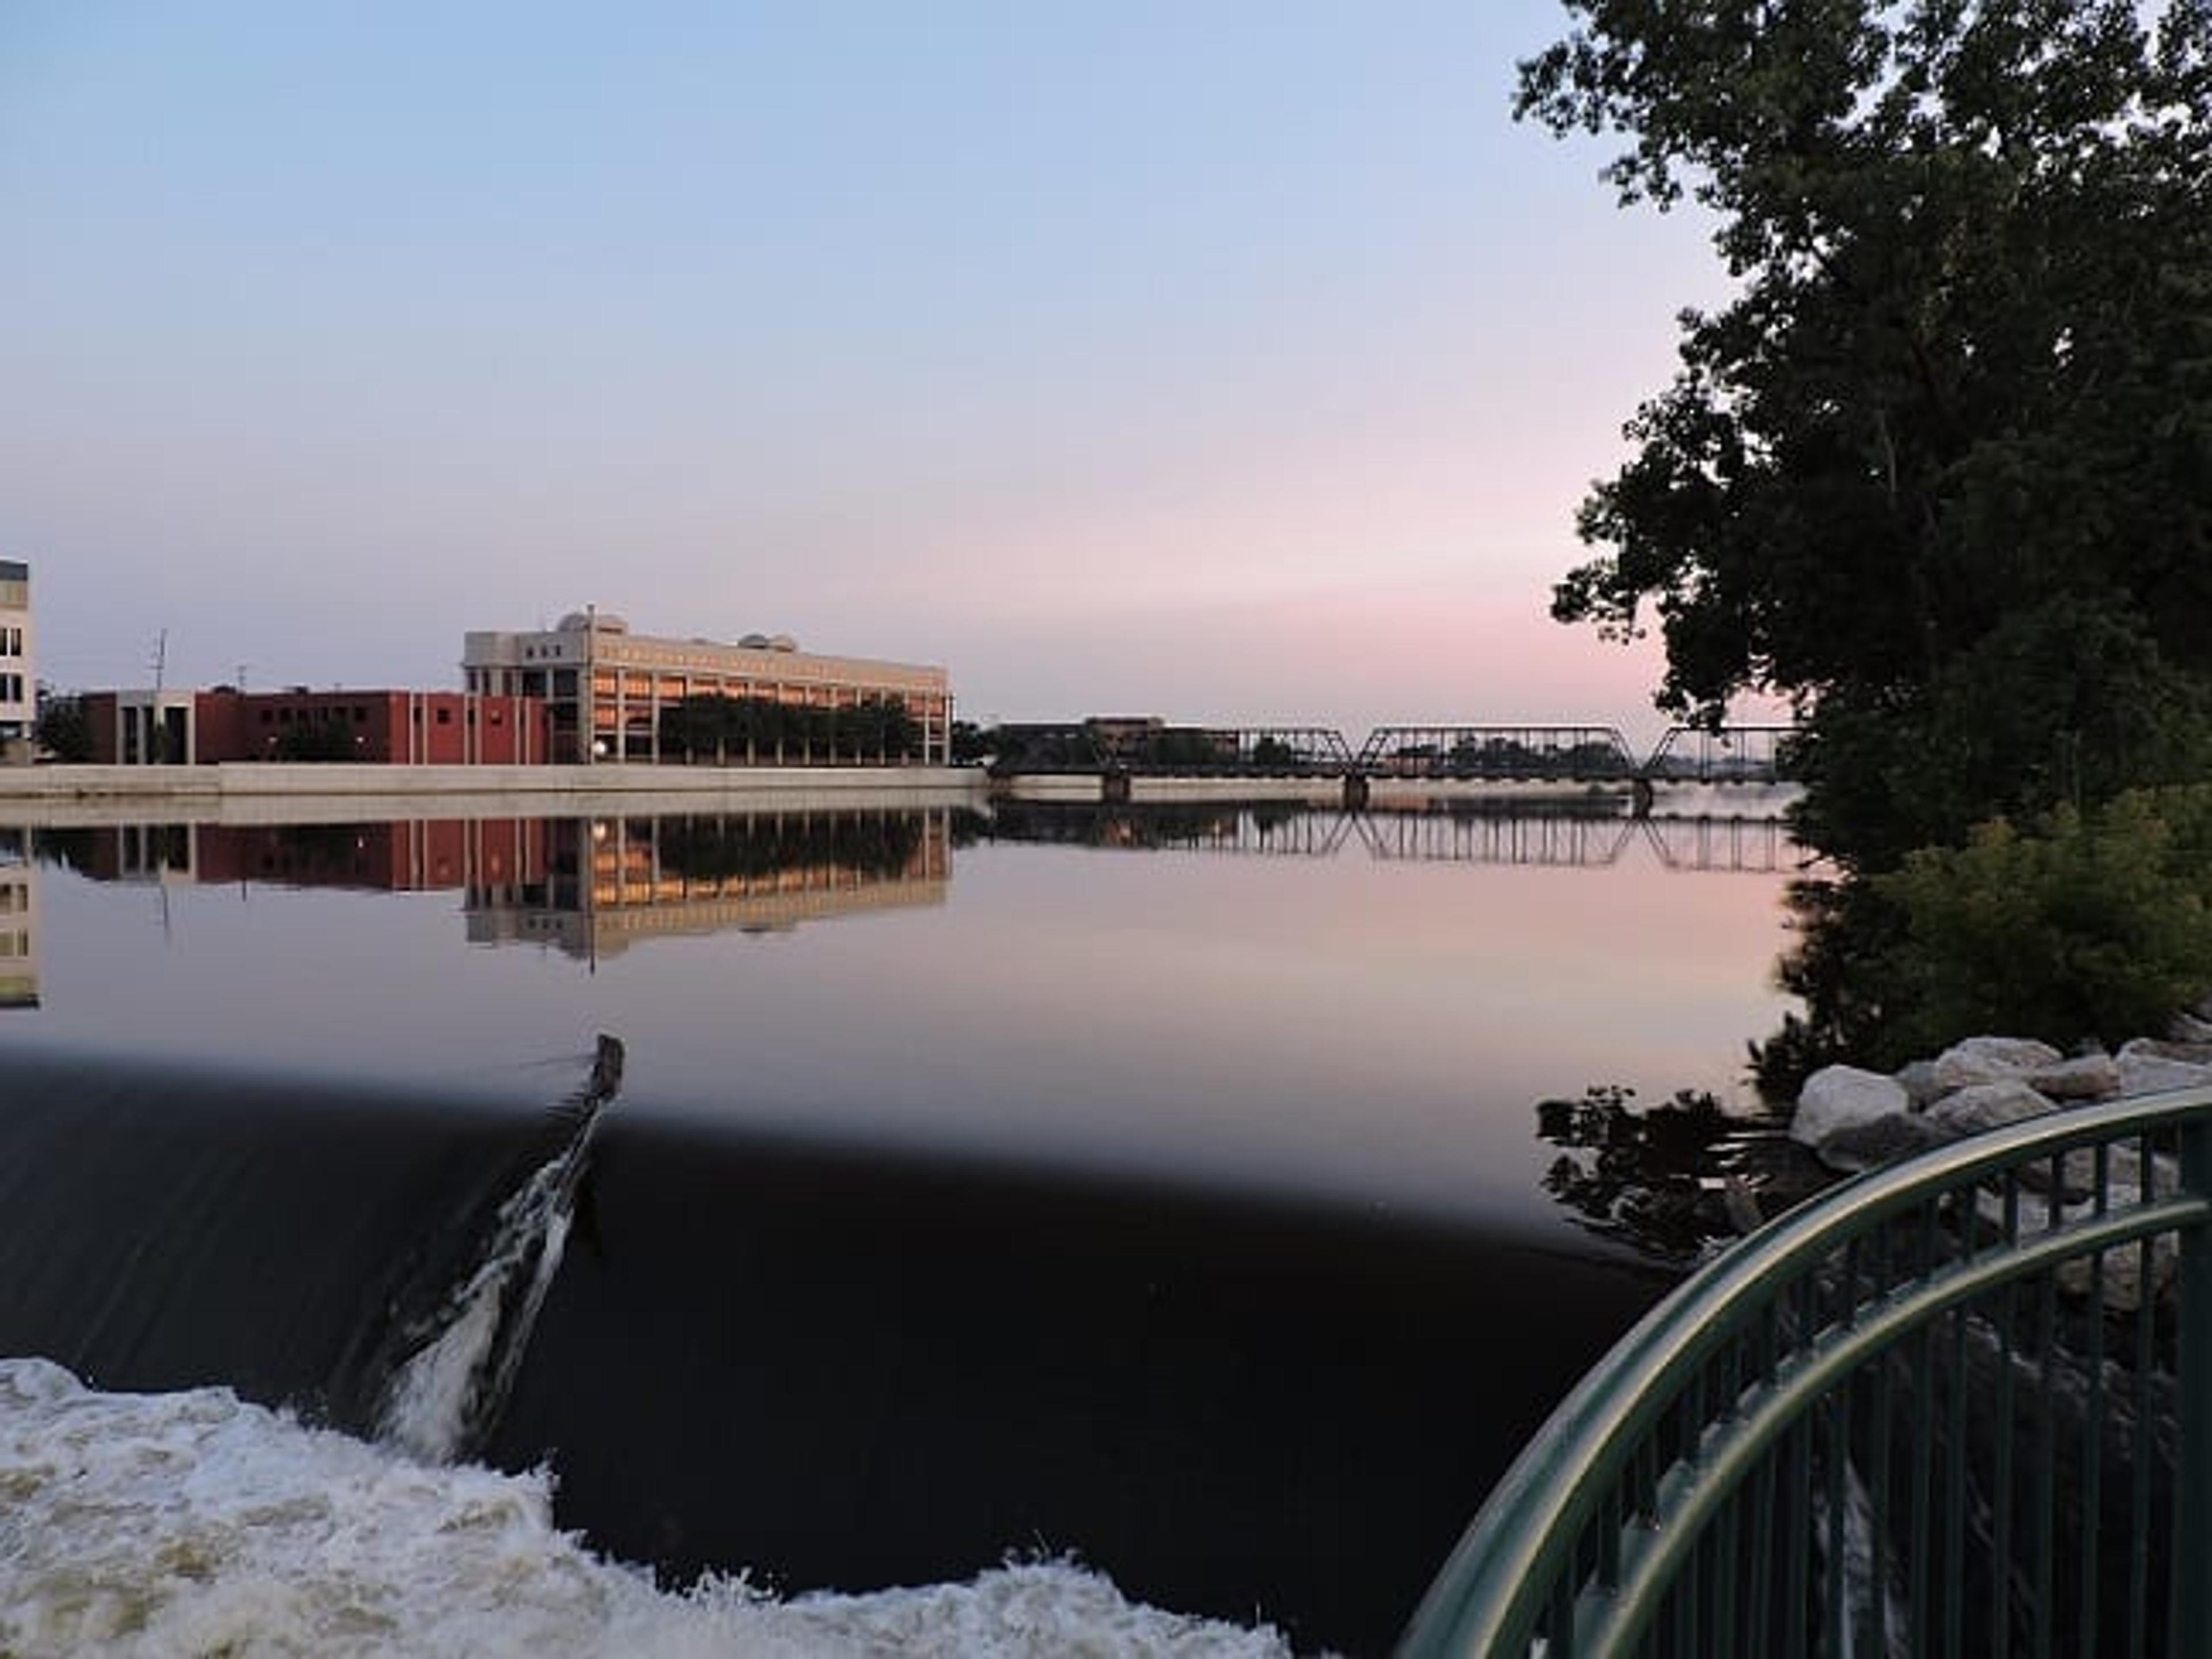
[82,689,548,766]
[0,561,32,749]
[461,610,950,765]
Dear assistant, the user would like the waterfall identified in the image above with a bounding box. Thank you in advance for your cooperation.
[372,1035,624,1463]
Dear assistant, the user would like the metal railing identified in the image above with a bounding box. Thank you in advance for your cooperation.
[1403,1087,2212,1657]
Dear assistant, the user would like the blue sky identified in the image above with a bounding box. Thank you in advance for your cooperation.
[1,1,1733,744]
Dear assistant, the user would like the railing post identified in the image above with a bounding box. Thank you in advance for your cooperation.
[2176,1113,2212,1656]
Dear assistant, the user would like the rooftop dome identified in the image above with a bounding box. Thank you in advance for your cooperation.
[556,611,627,634]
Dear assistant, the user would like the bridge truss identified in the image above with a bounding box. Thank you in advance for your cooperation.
[1354,725,1639,781]
[991,721,1796,784]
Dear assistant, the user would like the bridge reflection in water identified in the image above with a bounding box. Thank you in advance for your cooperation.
[982,801,1798,875]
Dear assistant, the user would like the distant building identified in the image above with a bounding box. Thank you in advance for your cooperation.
[0,560,32,751]
[83,690,198,765]
[461,609,951,764]
[81,688,548,766]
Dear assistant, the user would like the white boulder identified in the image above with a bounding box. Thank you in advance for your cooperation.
[1892,1059,1946,1109]
[1924,1080,2058,1136]
[2116,1037,2212,1096]
[1791,1066,1910,1148]
[2021,1052,2121,1101]
[1931,1037,2065,1092]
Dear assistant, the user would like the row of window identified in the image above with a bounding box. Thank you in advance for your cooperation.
[0,674,23,704]
[408,704,508,726]
[0,627,24,657]
[261,706,369,725]
[252,702,513,728]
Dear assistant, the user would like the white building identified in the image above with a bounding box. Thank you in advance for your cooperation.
[0,560,31,749]
[462,609,951,765]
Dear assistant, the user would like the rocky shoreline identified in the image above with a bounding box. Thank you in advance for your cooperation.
[1779,1018,2212,1309]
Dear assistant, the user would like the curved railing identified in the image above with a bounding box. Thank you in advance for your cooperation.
[1402,1087,2212,1657]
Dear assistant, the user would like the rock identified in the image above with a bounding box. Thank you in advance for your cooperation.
[2021,1052,2120,1101]
[1791,1065,1910,1148]
[2029,1142,2181,1203]
[1931,1036,2065,1092]
[2169,1009,2212,1044]
[1973,1188,2176,1311]
[2122,1035,2212,1065]
[1892,1059,1946,1109]
[1812,1112,1956,1174]
[1924,1079,2058,1136]
[2115,1037,2212,1096]
[2061,1238,2178,1313]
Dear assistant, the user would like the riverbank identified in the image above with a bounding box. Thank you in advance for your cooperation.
[0,762,988,827]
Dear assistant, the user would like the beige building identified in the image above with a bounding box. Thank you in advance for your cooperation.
[461,609,950,765]
[0,835,36,1009]
[0,560,32,749]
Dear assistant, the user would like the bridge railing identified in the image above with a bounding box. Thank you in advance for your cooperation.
[1402,1087,2212,1658]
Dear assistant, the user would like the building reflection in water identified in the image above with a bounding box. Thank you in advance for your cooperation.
[0,827,37,1009]
[467,810,949,960]
[20,810,951,964]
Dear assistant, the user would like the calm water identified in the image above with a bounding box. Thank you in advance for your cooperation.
[0,797,1799,1655]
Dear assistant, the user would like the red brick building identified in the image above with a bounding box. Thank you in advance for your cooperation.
[83,689,550,766]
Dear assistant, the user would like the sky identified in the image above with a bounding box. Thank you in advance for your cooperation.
[1,1,1741,750]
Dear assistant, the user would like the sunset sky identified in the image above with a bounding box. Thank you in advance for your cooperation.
[1,1,1740,748]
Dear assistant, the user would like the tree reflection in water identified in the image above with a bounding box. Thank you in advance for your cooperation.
[1535,1086,1824,1266]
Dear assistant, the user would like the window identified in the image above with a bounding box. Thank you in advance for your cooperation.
[259,710,273,725]
[436,708,451,725]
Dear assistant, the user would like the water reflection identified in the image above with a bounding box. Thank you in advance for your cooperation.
[21,810,955,962]
[467,812,950,960]
[977,800,1795,873]
[0,826,35,1009]
[2,798,1802,1232]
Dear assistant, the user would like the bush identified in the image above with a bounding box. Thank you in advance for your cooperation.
[1872,786,2212,1057]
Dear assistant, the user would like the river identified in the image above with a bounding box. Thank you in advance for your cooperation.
[0,796,1800,1655]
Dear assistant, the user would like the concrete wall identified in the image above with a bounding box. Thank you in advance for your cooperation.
[0,763,988,827]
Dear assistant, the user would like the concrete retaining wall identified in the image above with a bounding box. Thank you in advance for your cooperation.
[0,764,989,827]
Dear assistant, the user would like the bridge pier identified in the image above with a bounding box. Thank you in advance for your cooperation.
[1342,772,1370,811]
[1100,767,1132,805]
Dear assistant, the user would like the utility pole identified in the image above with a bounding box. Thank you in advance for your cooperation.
[147,629,169,764]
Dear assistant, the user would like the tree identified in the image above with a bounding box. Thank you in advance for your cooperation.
[1521,1,2212,869]
[273,713,357,761]
[33,690,92,762]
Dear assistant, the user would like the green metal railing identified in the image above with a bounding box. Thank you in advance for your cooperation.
[1403,1086,2212,1657]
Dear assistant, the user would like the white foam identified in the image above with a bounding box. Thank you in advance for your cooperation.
[0,1358,1297,1658]
[374,1162,575,1464]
